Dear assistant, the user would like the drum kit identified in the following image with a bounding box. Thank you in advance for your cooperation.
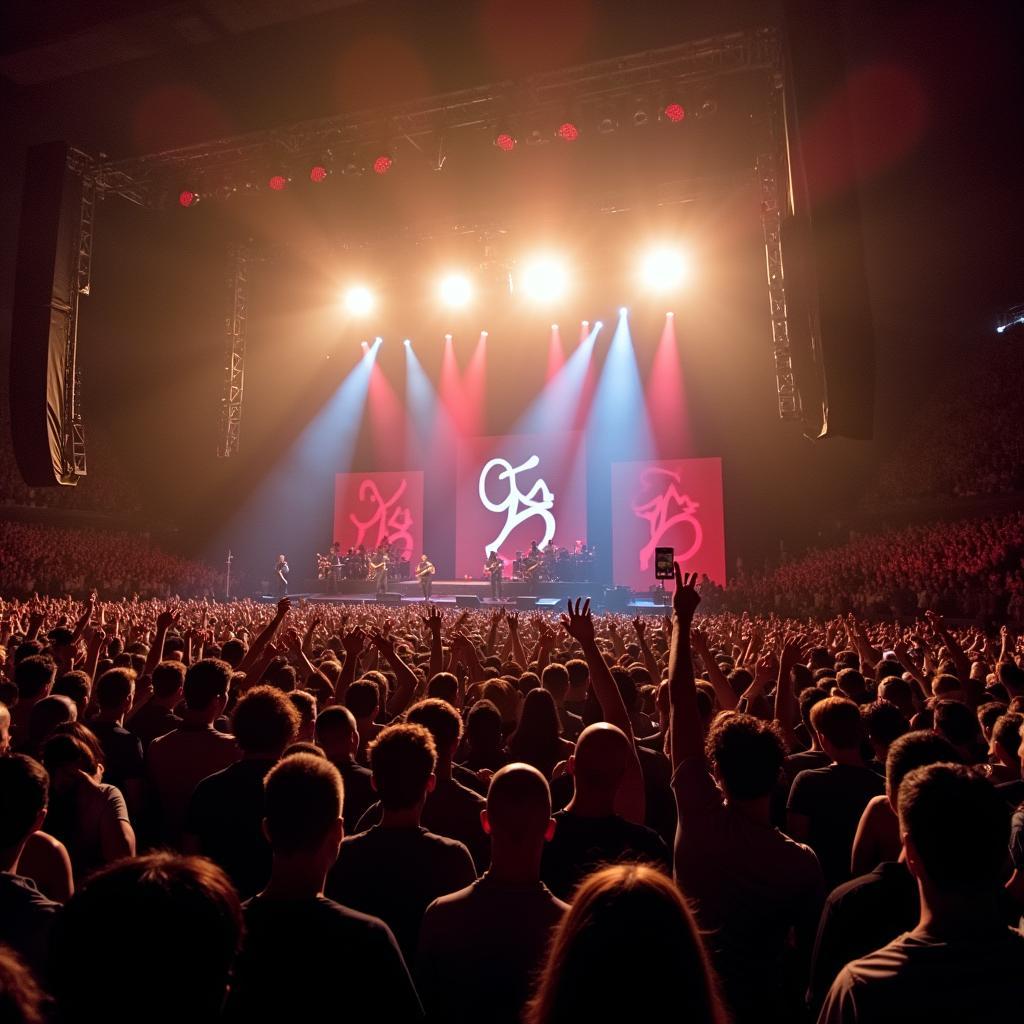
[511,543,594,582]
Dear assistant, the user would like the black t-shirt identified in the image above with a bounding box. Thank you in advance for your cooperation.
[128,701,181,750]
[0,873,60,977]
[185,757,276,899]
[325,825,476,962]
[331,757,376,832]
[788,763,884,888]
[228,894,422,1022]
[89,720,144,791]
[540,810,671,901]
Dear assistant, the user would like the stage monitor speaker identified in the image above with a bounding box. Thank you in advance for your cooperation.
[455,595,482,608]
[782,0,875,440]
[375,593,403,605]
[515,596,538,608]
[9,141,85,486]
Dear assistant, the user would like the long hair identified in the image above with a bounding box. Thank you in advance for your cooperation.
[526,864,727,1024]
[508,688,565,778]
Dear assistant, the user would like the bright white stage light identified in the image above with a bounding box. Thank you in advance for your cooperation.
[343,284,375,315]
[439,273,473,308]
[519,256,570,303]
[639,246,690,292]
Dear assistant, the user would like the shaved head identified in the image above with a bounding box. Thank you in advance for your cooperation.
[573,723,630,793]
[486,762,552,840]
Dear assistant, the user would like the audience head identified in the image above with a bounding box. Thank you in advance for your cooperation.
[426,672,459,704]
[94,667,136,717]
[810,696,864,756]
[706,713,785,800]
[152,660,186,701]
[345,679,380,722]
[884,730,960,807]
[0,755,49,858]
[484,762,555,848]
[27,694,77,753]
[861,699,909,761]
[183,658,232,717]
[51,670,91,716]
[542,663,570,703]
[287,689,317,742]
[314,705,359,761]
[933,699,986,763]
[570,723,631,798]
[15,656,56,703]
[368,722,437,811]
[406,697,463,764]
[231,685,301,759]
[263,752,344,866]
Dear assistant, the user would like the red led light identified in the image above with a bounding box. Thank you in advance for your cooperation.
[663,102,686,123]
[178,190,197,208]
[268,175,288,191]
[373,155,393,175]
[556,122,580,142]
[495,132,517,152]
[309,165,328,183]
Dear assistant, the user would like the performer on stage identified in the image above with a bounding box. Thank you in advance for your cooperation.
[485,551,504,601]
[370,549,391,596]
[274,554,289,597]
[416,554,436,599]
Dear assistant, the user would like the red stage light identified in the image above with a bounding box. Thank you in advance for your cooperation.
[268,175,288,191]
[556,122,580,142]
[373,155,393,175]
[663,102,686,123]
[309,165,328,183]
[178,190,197,208]
[495,132,517,152]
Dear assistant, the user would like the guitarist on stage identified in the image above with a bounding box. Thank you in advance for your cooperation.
[416,554,436,599]
[485,551,504,601]
[369,547,391,596]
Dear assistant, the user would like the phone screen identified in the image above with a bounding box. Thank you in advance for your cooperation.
[654,547,675,580]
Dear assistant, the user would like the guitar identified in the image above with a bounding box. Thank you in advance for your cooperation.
[484,559,502,580]
[416,561,436,580]
[368,557,388,581]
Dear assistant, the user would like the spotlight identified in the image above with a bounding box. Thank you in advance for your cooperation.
[494,131,517,152]
[551,324,558,330]
[361,340,369,350]
[597,113,618,134]
[438,273,473,308]
[343,285,375,316]
[619,307,628,316]
[444,333,453,341]
[663,102,686,123]
[268,175,289,191]
[309,165,329,183]
[481,330,488,337]
[556,121,580,142]
[403,338,411,346]
[632,108,649,128]
[519,256,570,303]
[666,311,675,318]
[178,190,199,208]
[639,246,690,292]
[372,154,393,175]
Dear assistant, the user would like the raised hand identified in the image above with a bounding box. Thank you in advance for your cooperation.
[342,626,366,657]
[672,563,701,623]
[276,596,292,618]
[421,605,443,633]
[506,611,520,633]
[155,606,180,632]
[560,597,596,645]
[632,617,647,642]
[779,633,809,672]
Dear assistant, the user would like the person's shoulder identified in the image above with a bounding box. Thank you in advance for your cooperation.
[421,827,474,857]
[422,880,478,919]
[0,873,60,912]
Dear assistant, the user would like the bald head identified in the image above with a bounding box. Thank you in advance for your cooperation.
[315,705,359,760]
[486,763,552,838]
[572,723,630,793]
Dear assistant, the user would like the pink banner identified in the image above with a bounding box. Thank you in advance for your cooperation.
[333,471,424,563]
[455,433,588,579]
[611,458,726,588]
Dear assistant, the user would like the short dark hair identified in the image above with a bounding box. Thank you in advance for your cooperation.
[287,689,317,724]
[315,705,357,744]
[42,732,97,777]
[811,696,863,750]
[345,679,380,718]
[835,668,867,701]
[368,723,436,811]
[861,699,909,748]
[0,755,49,849]
[152,661,186,699]
[898,764,1008,889]
[978,701,1009,735]
[15,656,56,701]
[885,730,960,800]
[991,712,1023,756]
[264,753,343,854]
[706,713,784,800]
[798,686,828,730]
[220,638,246,668]
[542,663,570,701]
[933,699,983,749]
[426,672,459,703]
[231,685,300,756]
[406,697,463,750]
[52,852,242,1024]
[565,659,589,691]
[52,670,91,710]
[466,699,503,747]
[184,659,232,712]
[95,668,136,712]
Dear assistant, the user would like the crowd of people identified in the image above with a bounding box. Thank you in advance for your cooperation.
[716,510,1024,623]
[0,520,221,599]
[1,579,1023,1022]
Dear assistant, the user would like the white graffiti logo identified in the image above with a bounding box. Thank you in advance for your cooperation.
[479,455,556,557]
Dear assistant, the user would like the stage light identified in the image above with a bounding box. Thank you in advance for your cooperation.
[439,273,473,308]
[444,333,453,341]
[343,285,375,316]
[403,338,411,346]
[494,131,517,152]
[372,154,393,175]
[556,121,580,142]
[309,165,329,183]
[361,340,369,350]
[597,115,618,134]
[551,324,558,330]
[268,175,289,191]
[667,311,675,318]
[663,102,686,123]
[639,246,690,292]
[619,307,628,316]
[178,190,198,208]
[519,256,570,303]
[481,330,488,337]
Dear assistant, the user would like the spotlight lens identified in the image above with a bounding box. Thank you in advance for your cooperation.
[520,256,569,303]
[640,246,690,291]
[310,165,328,183]
[343,285,375,316]
[373,155,393,175]
[178,190,197,208]
[556,122,580,142]
[495,132,517,152]
[268,175,288,191]
[664,102,686,123]
[439,273,473,308]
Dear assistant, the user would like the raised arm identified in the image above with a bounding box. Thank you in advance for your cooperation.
[506,612,527,669]
[632,617,663,689]
[421,605,444,680]
[238,597,290,674]
[774,634,808,750]
[561,598,645,824]
[667,564,703,772]
[689,626,737,711]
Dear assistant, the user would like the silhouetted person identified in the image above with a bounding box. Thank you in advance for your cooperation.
[315,705,375,831]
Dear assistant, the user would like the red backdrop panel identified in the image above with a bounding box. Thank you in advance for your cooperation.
[611,458,726,588]
[333,471,424,563]
[456,433,587,579]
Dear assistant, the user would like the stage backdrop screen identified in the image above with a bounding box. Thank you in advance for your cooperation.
[611,458,726,588]
[333,471,424,563]
[456,433,587,579]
